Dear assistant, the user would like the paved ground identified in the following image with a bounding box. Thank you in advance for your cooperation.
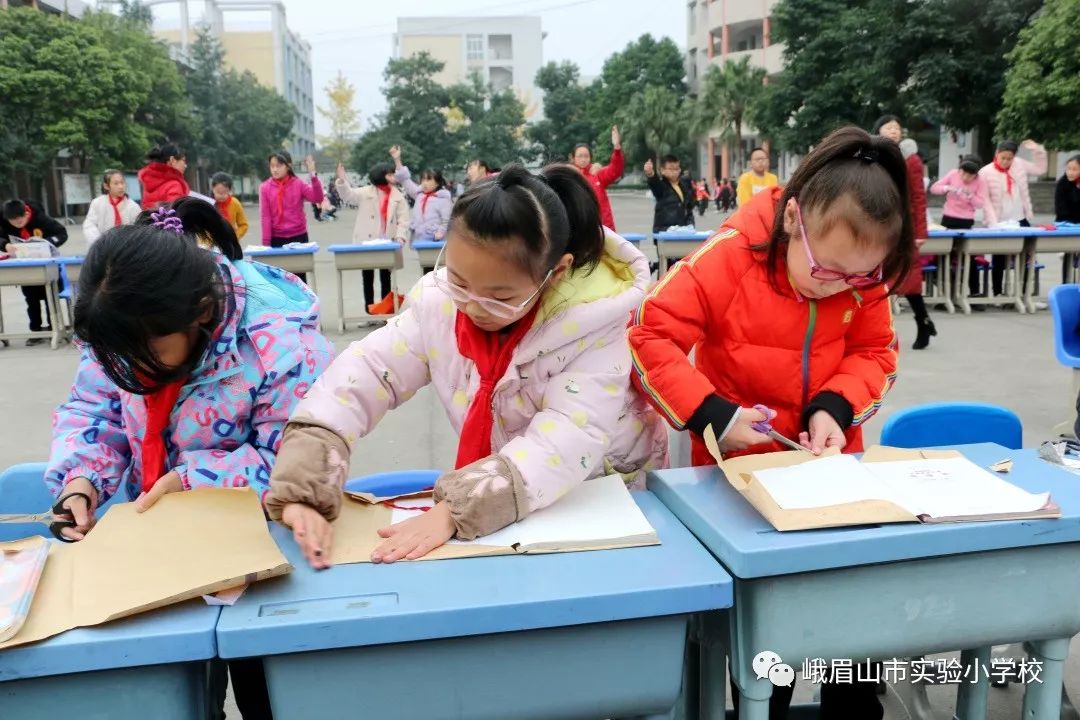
[0,192,1075,718]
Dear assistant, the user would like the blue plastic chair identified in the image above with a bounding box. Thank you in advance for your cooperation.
[880,402,1023,450]
[1050,285,1080,368]
[0,462,128,542]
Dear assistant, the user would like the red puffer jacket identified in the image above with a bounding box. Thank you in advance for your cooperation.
[628,187,899,466]
[138,162,190,210]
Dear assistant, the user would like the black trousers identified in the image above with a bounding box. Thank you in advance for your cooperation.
[729,663,883,720]
[363,269,392,306]
[270,233,309,284]
[209,658,274,720]
[942,215,979,295]
[22,285,53,331]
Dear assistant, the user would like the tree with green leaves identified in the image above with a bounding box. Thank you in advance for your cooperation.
[618,86,690,164]
[318,71,361,164]
[692,57,767,173]
[185,27,229,171]
[218,69,295,177]
[448,73,528,168]
[997,0,1080,150]
[587,34,686,164]
[527,61,599,164]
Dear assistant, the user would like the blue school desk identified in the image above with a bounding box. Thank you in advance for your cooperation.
[0,463,220,720]
[647,443,1080,720]
[328,242,405,333]
[622,232,646,245]
[411,239,444,271]
[0,258,62,350]
[655,230,713,275]
[244,245,319,294]
[216,491,732,720]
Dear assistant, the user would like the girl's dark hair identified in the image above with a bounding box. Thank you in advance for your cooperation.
[211,171,233,189]
[1066,154,1080,166]
[135,196,242,261]
[959,155,982,175]
[268,150,295,176]
[369,163,394,186]
[101,169,124,194]
[419,168,447,190]
[3,199,27,220]
[74,226,226,394]
[147,143,184,163]
[758,125,913,290]
[996,140,1019,154]
[871,114,902,135]
[449,162,604,280]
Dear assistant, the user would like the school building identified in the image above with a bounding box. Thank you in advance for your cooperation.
[686,0,796,184]
[155,0,316,161]
[394,16,545,121]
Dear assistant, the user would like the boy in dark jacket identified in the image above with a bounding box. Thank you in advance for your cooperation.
[644,155,695,232]
[1,199,68,344]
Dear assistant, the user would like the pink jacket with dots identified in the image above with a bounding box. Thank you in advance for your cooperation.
[284,231,668,520]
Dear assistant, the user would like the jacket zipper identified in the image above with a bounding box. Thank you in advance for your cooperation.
[801,300,818,409]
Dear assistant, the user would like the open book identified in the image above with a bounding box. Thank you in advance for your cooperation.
[705,427,1059,531]
[331,474,659,564]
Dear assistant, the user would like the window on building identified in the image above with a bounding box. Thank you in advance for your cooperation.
[688,2,696,34]
[490,66,513,93]
[689,48,698,81]
[466,34,484,61]
[489,34,512,61]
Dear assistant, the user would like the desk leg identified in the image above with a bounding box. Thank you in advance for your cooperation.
[1022,239,1037,313]
[336,269,345,334]
[1013,251,1027,313]
[957,242,973,315]
[1020,637,1070,719]
[46,280,61,350]
[955,646,990,719]
[699,611,728,720]
[942,253,955,314]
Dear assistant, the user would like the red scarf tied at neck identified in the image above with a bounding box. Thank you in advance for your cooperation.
[377,184,391,235]
[993,158,1014,196]
[272,176,290,223]
[108,195,125,226]
[453,303,541,468]
[420,190,436,215]
[17,205,33,239]
[141,379,186,492]
[215,196,232,221]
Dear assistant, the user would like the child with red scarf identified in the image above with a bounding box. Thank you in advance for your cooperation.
[1,199,68,345]
[266,164,666,569]
[211,171,249,240]
[389,145,452,274]
[83,170,141,245]
[334,161,411,315]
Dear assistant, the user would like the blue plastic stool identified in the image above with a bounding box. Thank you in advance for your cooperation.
[1050,285,1080,437]
[880,402,1023,450]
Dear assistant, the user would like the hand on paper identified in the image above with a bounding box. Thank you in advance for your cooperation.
[281,503,333,570]
[135,471,183,513]
[720,407,772,452]
[799,410,847,455]
[372,500,455,563]
[55,476,99,541]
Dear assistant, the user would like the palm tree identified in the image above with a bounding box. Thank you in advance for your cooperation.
[619,86,689,162]
[693,57,767,172]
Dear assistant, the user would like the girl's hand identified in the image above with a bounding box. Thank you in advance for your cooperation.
[372,501,455,563]
[643,159,655,177]
[304,155,317,175]
[55,477,99,541]
[799,410,847,455]
[280,503,333,570]
[719,407,772,452]
[434,228,445,240]
[135,471,183,512]
[611,125,621,150]
[336,163,346,183]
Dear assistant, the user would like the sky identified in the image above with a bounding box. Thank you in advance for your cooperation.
[148,0,686,137]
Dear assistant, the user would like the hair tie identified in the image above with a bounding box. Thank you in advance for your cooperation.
[855,147,879,164]
[150,207,184,235]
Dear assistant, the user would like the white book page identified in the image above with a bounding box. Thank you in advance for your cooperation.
[863,457,1049,518]
[390,475,655,548]
[753,455,886,509]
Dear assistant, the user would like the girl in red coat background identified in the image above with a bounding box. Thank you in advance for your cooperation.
[570,125,624,230]
[137,143,190,210]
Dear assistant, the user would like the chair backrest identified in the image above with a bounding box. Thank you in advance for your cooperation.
[879,402,1023,450]
[1049,284,1080,367]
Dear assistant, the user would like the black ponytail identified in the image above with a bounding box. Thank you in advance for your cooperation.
[759,125,913,289]
[449,162,604,281]
[147,142,184,163]
[135,196,243,261]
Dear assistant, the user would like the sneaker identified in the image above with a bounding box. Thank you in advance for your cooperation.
[26,337,48,347]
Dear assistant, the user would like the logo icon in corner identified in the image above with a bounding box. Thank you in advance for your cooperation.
[752,650,796,687]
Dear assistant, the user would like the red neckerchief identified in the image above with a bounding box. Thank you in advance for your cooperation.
[420,189,436,215]
[141,378,186,492]
[215,196,232,221]
[453,303,541,468]
[272,177,290,223]
[993,158,1014,196]
[18,205,32,239]
[108,195,125,226]
[377,184,391,235]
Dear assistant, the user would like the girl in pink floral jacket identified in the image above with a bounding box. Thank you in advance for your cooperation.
[267,164,667,568]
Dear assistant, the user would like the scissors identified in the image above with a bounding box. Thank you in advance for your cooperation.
[0,492,92,542]
[751,404,811,453]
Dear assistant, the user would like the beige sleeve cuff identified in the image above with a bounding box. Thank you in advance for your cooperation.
[433,454,529,541]
[265,423,351,522]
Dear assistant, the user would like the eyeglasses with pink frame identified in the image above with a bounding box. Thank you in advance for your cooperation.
[794,201,883,288]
